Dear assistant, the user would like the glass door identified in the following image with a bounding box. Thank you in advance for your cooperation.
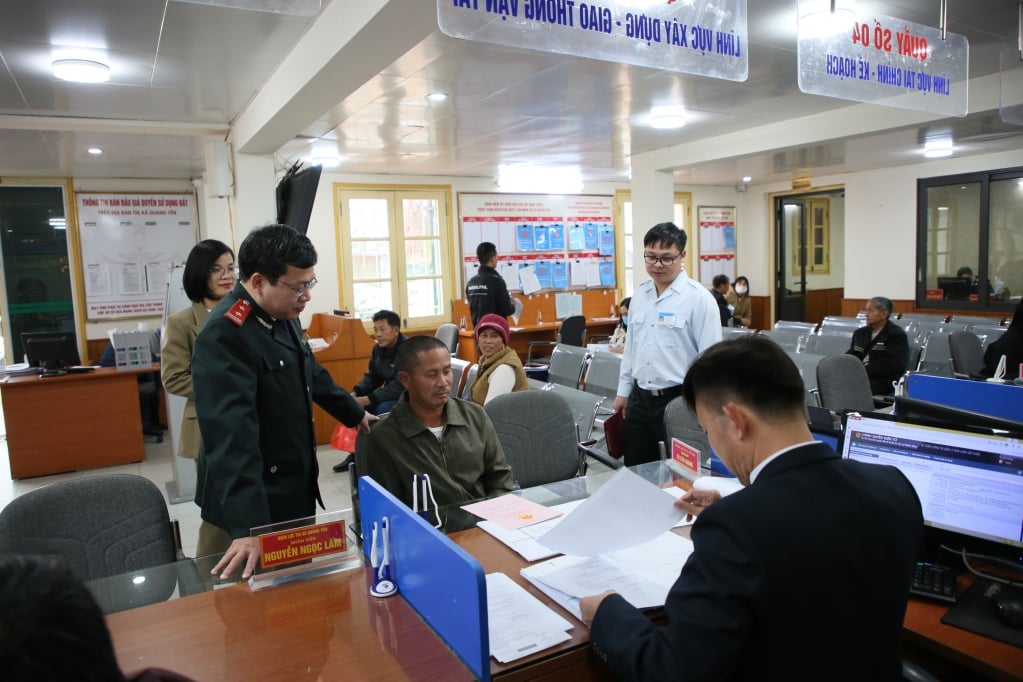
[776,198,808,323]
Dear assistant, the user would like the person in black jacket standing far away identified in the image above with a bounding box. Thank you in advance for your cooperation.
[465,241,515,328]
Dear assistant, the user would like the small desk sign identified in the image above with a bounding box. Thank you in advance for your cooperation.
[249,511,361,591]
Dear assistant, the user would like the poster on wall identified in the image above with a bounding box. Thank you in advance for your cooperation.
[697,206,737,287]
[76,193,197,320]
[459,193,615,292]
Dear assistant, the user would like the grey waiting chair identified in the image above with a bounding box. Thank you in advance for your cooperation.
[968,324,1005,349]
[786,351,826,406]
[545,382,604,443]
[759,329,808,352]
[434,323,459,355]
[663,396,711,470]
[815,354,876,413]
[546,344,591,389]
[450,357,471,398]
[485,391,583,488]
[459,363,479,400]
[802,333,853,356]
[773,320,818,333]
[0,474,181,581]
[720,327,755,338]
[917,331,955,377]
[582,350,621,401]
[948,331,985,378]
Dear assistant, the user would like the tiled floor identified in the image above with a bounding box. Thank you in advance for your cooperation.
[0,402,356,558]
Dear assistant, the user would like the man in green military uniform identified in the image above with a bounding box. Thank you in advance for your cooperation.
[193,224,374,580]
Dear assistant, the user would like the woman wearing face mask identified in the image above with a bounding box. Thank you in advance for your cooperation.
[725,276,752,328]
[608,297,631,353]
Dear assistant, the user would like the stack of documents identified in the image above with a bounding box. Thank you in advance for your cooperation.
[486,573,573,663]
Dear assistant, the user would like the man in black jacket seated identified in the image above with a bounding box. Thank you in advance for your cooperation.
[333,309,406,472]
[846,296,910,395]
[580,335,922,682]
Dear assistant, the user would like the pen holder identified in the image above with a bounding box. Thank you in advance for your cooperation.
[369,518,397,598]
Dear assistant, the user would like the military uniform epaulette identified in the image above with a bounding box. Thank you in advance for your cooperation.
[225,299,251,326]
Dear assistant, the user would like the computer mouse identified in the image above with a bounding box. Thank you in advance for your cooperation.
[994,593,1023,629]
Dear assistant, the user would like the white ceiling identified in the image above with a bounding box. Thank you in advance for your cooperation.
[0,0,1021,187]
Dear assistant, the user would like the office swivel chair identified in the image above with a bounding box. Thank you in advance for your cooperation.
[815,354,876,414]
[434,323,459,355]
[0,474,181,581]
[948,331,985,378]
[525,314,587,369]
[485,391,583,488]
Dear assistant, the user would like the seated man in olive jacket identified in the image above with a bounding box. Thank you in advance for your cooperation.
[846,296,910,395]
[356,335,514,517]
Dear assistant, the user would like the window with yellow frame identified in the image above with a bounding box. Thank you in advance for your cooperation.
[792,197,830,274]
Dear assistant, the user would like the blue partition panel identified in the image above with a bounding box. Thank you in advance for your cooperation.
[907,374,1023,421]
[358,477,490,682]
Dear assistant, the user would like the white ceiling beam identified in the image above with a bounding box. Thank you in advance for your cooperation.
[0,115,229,137]
[231,0,436,154]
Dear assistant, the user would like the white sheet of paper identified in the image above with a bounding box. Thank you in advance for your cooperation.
[569,261,587,286]
[538,468,684,556]
[521,532,695,618]
[584,261,601,288]
[499,261,521,291]
[486,573,572,663]
[519,265,542,295]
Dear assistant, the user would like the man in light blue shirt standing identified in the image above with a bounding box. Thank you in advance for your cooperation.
[614,222,722,465]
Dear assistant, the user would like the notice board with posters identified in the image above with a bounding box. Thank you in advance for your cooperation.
[458,193,616,294]
[75,193,197,320]
[697,205,737,288]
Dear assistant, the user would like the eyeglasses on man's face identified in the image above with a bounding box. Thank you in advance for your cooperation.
[276,277,318,297]
[209,265,237,277]
[643,252,682,266]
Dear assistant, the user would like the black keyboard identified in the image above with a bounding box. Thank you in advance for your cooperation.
[910,562,958,603]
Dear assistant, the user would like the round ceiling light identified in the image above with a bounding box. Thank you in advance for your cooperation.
[52,59,110,84]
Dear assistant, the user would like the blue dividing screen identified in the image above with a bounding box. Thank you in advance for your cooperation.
[358,478,490,681]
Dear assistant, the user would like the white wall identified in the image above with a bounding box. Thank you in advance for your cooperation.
[740,148,1023,304]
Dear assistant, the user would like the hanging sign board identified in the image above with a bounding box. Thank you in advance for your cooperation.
[438,0,748,82]
[76,193,197,320]
[797,5,968,116]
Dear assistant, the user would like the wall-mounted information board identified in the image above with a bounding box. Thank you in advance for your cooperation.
[76,193,197,320]
[459,193,616,294]
[697,205,736,287]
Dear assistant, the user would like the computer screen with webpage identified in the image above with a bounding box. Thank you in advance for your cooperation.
[840,413,1023,551]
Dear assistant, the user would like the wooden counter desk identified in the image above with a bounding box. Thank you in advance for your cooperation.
[1,365,158,479]
[104,563,473,681]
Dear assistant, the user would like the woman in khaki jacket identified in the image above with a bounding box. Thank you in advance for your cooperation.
[161,240,235,463]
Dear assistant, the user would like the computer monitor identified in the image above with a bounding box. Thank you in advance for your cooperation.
[21,331,81,370]
[894,396,1023,433]
[936,276,975,301]
[840,412,1023,562]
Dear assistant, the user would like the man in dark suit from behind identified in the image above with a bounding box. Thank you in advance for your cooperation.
[580,335,923,682]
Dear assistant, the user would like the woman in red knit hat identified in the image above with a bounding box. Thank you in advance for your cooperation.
[468,313,528,405]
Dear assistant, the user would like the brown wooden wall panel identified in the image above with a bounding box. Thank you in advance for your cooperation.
[805,288,845,326]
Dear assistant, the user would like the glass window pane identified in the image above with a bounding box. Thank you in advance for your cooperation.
[925,183,980,291]
[402,199,440,238]
[353,281,393,320]
[406,278,443,319]
[348,198,390,239]
[351,241,391,280]
[404,239,441,277]
[988,177,1023,301]
[0,186,74,361]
